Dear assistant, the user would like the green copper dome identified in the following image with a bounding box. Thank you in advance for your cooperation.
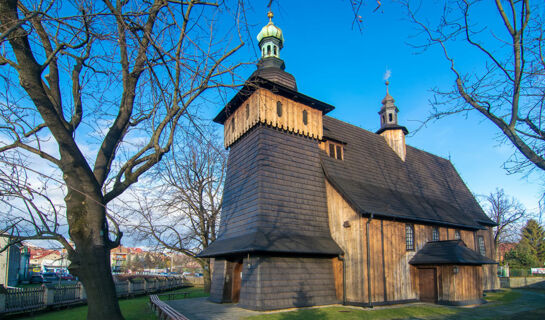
[257,11,284,47]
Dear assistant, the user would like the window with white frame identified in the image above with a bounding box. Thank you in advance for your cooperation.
[432,227,439,241]
[406,224,415,251]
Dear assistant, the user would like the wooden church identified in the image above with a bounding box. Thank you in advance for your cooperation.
[198,12,498,310]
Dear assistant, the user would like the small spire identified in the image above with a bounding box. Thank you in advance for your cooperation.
[268,10,274,22]
[382,80,394,105]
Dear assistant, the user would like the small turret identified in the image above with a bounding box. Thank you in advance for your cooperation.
[376,81,408,161]
[257,11,284,61]
[251,11,297,90]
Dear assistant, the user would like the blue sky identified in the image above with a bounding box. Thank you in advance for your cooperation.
[203,0,543,213]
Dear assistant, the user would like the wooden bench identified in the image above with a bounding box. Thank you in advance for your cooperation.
[149,295,189,320]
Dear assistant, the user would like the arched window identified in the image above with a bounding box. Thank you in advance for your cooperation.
[276,101,282,117]
[302,110,308,125]
[454,230,461,240]
[382,115,385,124]
[267,45,271,55]
[432,227,439,241]
[273,46,277,55]
[246,104,249,119]
[231,117,235,132]
[406,224,414,251]
[388,113,393,122]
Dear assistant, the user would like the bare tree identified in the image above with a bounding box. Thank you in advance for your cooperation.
[404,0,545,175]
[0,0,246,318]
[130,126,225,293]
[0,154,70,249]
[482,188,526,258]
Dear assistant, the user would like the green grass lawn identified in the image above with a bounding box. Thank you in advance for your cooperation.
[244,289,541,320]
[157,286,209,301]
[18,288,544,320]
[482,289,521,305]
[21,286,206,320]
[245,305,458,320]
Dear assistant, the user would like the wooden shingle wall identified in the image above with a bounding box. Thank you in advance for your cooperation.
[256,127,330,236]
[216,127,262,240]
[209,258,226,303]
[218,125,332,241]
[213,125,340,309]
[238,256,338,310]
[223,89,323,148]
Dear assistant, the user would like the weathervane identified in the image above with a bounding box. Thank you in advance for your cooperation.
[383,69,391,94]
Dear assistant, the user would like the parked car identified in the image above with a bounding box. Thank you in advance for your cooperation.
[42,272,60,283]
[29,274,44,284]
[60,274,75,281]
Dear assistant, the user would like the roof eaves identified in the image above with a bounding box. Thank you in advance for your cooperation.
[214,76,335,125]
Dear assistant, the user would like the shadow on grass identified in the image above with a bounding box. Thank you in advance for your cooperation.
[272,308,330,320]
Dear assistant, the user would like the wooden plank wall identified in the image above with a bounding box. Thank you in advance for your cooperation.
[332,258,343,301]
[380,129,406,161]
[476,228,499,290]
[326,180,418,303]
[325,180,498,304]
[382,220,418,302]
[438,265,483,302]
[223,89,323,147]
[326,180,365,302]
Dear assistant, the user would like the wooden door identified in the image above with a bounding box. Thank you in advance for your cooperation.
[222,262,234,302]
[232,260,243,303]
[419,268,437,303]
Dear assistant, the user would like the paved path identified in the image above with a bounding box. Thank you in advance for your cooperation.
[167,289,545,320]
[166,297,261,320]
[438,289,545,320]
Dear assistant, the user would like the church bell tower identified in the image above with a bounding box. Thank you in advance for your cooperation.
[199,11,340,311]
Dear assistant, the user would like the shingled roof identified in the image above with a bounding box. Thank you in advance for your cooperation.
[199,230,342,258]
[321,116,495,230]
[409,240,497,265]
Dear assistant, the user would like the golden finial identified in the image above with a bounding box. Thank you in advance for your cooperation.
[267,10,274,22]
[385,80,390,94]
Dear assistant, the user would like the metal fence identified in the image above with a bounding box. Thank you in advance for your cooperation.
[499,268,545,277]
[0,276,187,316]
[115,280,130,297]
[4,286,45,313]
[130,280,146,295]
[53,283,82,304]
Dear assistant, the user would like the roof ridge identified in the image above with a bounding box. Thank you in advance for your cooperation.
[324,115,453,163]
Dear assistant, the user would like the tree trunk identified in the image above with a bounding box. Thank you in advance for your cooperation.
[64,184,124,320]
[70,246,124,320]
[200,258,211,294]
